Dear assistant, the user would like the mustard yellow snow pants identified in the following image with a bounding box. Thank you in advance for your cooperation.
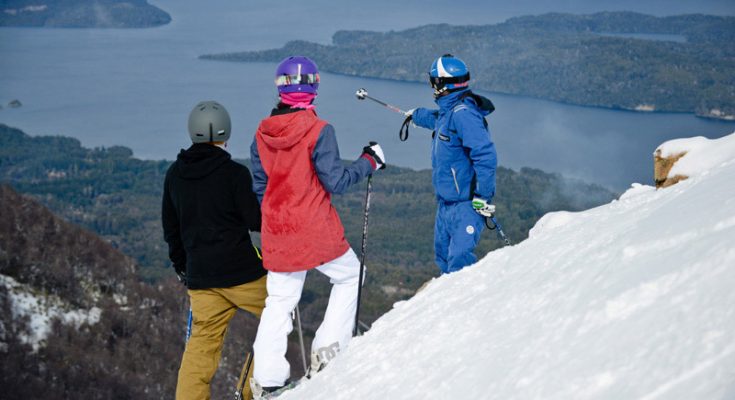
[176,275,267,400]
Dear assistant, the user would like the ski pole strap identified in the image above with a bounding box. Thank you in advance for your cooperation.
[485,217,497,230]
[486,215,512,247]
[399,115,412,141]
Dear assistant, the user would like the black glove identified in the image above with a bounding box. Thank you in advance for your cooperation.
[173,264,187,286]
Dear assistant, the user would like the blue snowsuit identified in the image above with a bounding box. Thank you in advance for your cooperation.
[412,89,497,274]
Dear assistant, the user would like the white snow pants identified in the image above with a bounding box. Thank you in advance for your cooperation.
[253,248,362,387]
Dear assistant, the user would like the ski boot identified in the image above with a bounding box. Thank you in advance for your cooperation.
[250,379,297,400]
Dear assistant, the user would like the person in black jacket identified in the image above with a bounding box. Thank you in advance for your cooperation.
[162,100,266,400]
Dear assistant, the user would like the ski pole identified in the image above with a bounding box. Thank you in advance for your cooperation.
[358,319,371,332]
[355,88,408,116]
[294,306,308,374]
[356,88,413,141]
[486,215,512,247]
[234,351,253,400]
[185,307,193,342]
[354,174,373,336]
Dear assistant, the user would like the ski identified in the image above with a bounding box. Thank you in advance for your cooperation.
[253,378,306,399]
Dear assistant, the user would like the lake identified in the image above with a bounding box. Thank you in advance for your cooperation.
[1,0,734,191]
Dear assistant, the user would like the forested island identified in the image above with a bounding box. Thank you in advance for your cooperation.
[0,123,615,324]
[0,0,170,28]
[203,12,735,120]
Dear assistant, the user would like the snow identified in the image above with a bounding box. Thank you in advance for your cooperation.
[0,274,102,351]
[280,136,735,399]
[656,132,735,179]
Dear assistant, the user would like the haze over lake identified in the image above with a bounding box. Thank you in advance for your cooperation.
[1,0,734,191]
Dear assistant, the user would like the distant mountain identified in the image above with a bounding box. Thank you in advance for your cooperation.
[0,0,171,28]
[202,12,735,120]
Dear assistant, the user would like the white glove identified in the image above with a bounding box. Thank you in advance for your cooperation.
[362,142,386,170]
[472,197,495,217]
[403,108,419,130]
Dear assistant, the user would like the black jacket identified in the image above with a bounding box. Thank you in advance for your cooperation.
[162,143,265,289]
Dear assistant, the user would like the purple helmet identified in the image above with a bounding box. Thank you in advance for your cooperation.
[275,56,320,94]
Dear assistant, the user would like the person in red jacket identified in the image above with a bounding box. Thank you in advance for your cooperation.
[248,56,385,396]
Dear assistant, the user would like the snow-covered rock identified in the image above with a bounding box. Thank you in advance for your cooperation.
[1,274,101,351]
[280,137,735,399]
[656,132,735,181]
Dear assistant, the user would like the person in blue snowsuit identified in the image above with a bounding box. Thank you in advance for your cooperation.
[409,54,498,274]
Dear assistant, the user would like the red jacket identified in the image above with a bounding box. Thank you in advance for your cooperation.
[255,110,351,271]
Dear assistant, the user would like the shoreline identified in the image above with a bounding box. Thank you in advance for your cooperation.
[200,57,735,122]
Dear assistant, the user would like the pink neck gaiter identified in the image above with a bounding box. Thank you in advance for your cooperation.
[280,92,316,110]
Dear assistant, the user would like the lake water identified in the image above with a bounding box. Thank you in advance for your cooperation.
[1,0,733,191]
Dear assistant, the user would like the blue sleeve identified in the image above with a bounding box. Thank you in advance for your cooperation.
[249,138,268,203]
[312,124,373,194]
[411,107,438,130]
[454,108,497,200]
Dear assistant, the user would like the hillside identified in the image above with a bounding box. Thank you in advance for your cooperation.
[279,133,735,399]
[0,0,171,28]
[0,124,616,330]
[0,184,182,398]
[202,12,735,119]
[0,184,309,399]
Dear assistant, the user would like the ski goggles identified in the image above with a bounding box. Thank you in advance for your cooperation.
[275,73,320,87]
[428,73,470,89]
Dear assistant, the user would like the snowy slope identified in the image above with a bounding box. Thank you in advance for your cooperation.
[282,133,735,400]
[656,134,735,179]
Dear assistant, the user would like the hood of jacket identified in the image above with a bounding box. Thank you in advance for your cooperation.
[257,109,320,150]
[435,88,494,118]
[174,143,231,180]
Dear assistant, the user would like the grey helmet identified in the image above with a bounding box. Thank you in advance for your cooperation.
[187,101,231,143]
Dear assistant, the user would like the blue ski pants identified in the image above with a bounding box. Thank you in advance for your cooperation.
[435,200,485,274]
